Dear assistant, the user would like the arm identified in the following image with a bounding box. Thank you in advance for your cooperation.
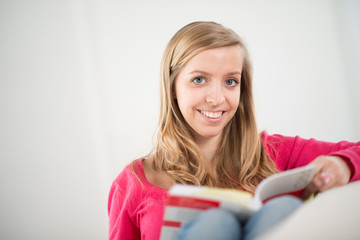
[108,160,167,240]
[262,132,360,197]
[108,180,141,240]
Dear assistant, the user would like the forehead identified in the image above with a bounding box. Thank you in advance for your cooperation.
[181,45,244,74]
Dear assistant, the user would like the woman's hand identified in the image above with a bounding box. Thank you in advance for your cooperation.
[302,156,351,199]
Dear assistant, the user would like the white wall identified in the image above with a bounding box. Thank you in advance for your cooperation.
[0,0,358,239]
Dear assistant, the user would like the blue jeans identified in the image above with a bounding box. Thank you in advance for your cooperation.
[176,196,302,240]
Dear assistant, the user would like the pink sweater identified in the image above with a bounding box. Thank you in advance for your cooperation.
[108,133,360,240]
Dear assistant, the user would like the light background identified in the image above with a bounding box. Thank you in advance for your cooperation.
[0,0,359,239]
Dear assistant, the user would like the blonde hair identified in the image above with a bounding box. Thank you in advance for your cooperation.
[153,21,278,193]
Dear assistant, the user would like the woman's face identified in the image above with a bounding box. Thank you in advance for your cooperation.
[175,45,243,141]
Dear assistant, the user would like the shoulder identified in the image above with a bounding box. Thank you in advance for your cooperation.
[261,131,299,145]
[261,131,300,155]
[111,159,151,194]
[260,131,309,170]
[112,160,141,190]
[109,159,167,202]
[108,159,167,219]
[108,160,143,210]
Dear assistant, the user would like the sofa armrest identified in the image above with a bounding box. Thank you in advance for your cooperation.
[261,181,360,240]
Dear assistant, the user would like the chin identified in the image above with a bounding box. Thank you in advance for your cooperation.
[196,130,223,139]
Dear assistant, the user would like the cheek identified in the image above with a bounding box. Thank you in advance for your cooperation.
[175,90,191,117]
[229,91,241,111]
[176,88,201,110]
[177,96,194,117]
[176,99,186,116]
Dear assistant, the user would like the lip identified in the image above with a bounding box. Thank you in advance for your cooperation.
[198,110,226,123]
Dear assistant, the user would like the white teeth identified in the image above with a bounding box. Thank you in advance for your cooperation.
[201,111,222,119]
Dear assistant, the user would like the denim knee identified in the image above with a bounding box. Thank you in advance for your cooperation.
[243,196,303,240]
[265,196,302,212]
[176,208,241,240]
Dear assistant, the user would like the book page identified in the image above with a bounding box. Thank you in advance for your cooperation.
[252,164,317,209]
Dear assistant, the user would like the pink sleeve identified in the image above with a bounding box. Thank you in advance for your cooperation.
[262,132,360,182]
[137,191,167,239]
[108,161,167,240]
[108,178,140,240]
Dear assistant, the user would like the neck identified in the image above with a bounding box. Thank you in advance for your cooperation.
[193,133,221,162]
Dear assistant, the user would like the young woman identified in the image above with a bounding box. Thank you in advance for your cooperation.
[108,21,360,240]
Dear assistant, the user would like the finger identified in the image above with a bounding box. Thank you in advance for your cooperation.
[321,171,334,185]
[302,181,318,199]
[302,162,325,199]
[318,170,336,192]
[303,168,333,198]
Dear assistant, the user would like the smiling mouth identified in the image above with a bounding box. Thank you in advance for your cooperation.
[199,110,224,119]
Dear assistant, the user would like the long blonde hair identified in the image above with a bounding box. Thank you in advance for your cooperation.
[153,21,278,193]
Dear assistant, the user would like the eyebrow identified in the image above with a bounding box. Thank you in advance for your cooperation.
[188,70,242,76]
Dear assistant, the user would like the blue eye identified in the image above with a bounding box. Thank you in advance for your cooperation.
[193,77,206,84]
[225,79,238,86]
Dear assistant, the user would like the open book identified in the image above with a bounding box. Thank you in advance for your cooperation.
[160,164,317,240]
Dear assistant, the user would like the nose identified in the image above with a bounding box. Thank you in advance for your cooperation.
[205,83,225,106]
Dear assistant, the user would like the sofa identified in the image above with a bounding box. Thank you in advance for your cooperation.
[261,181,360,240]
